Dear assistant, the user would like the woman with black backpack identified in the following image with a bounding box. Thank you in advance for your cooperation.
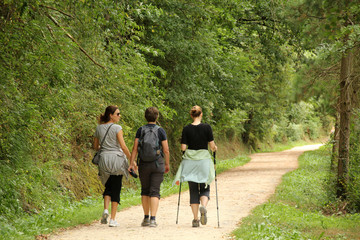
[129,107,170,228]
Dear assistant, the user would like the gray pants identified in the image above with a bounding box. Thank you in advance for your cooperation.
[139,161,164,198]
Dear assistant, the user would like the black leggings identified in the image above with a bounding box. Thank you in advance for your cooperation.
[188,181,210,204]
[103,175,123,203]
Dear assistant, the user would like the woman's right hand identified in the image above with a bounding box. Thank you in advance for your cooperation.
[209,140,217,152]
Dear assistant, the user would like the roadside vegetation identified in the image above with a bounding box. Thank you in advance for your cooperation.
[233,146,360,239]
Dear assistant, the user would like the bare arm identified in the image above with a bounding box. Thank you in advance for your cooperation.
[116,130,131,159]
[209,140,217,152]
[93,137,100,151]
[129,138,139,171]
[162,140,170,173]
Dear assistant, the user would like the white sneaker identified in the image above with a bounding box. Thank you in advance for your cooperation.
[101,210,109,224]
[109,219,119,227]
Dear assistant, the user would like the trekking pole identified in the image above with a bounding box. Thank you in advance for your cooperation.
[213,152,220,227]
[176,181,182,224]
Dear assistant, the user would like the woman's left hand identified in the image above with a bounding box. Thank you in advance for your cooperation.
[128,162,138,172]
[164,163,170,174]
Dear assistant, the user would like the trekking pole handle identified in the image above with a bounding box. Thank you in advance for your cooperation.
[213,151,216,165]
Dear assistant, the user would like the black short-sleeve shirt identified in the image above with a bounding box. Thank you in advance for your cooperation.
[181,123,214,150]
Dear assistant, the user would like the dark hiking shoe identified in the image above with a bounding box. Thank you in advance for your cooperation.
[192,219,200,227]
[200,206,207,225]
[141,218,150,227]
[149,219,158,227]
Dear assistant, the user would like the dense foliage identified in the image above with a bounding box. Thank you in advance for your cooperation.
[1,0,359,237]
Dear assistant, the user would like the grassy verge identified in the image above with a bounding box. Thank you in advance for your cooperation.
[232,146,360,239]
[1,154,250,240]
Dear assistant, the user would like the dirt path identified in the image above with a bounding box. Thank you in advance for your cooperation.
[50,144,322,240]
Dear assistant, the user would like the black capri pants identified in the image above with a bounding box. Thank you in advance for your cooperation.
[139,161,165,198]
[103,175,123,204]
[188,181,210,204]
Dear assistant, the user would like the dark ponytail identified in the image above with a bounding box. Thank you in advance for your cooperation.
[99,106,118,123]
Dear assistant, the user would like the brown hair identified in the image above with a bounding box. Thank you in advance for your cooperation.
[190,105,202,118]
[145,107,159,122]
[99,105,118,123]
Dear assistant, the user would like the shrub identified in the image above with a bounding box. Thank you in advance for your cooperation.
[286,123,303,141]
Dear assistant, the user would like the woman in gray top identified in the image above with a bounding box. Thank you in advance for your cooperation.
[93,106,131,227]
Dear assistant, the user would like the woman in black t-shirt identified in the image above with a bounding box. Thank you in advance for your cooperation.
[180,106,217,227]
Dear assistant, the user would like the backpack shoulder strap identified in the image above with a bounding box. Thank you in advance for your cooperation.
[138,126,144,138]
[139,125,148,140]
[152,125,161,148]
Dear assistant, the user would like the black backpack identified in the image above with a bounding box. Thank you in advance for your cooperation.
[138,125,162,162]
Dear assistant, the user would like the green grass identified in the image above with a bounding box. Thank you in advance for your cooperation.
[232,146,360,240]
[0,154,250,240]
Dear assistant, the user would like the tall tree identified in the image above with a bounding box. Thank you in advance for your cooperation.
[338,46,353,198]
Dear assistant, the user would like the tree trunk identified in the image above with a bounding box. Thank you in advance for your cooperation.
[331,110,339,171]
[337,49,353,199]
